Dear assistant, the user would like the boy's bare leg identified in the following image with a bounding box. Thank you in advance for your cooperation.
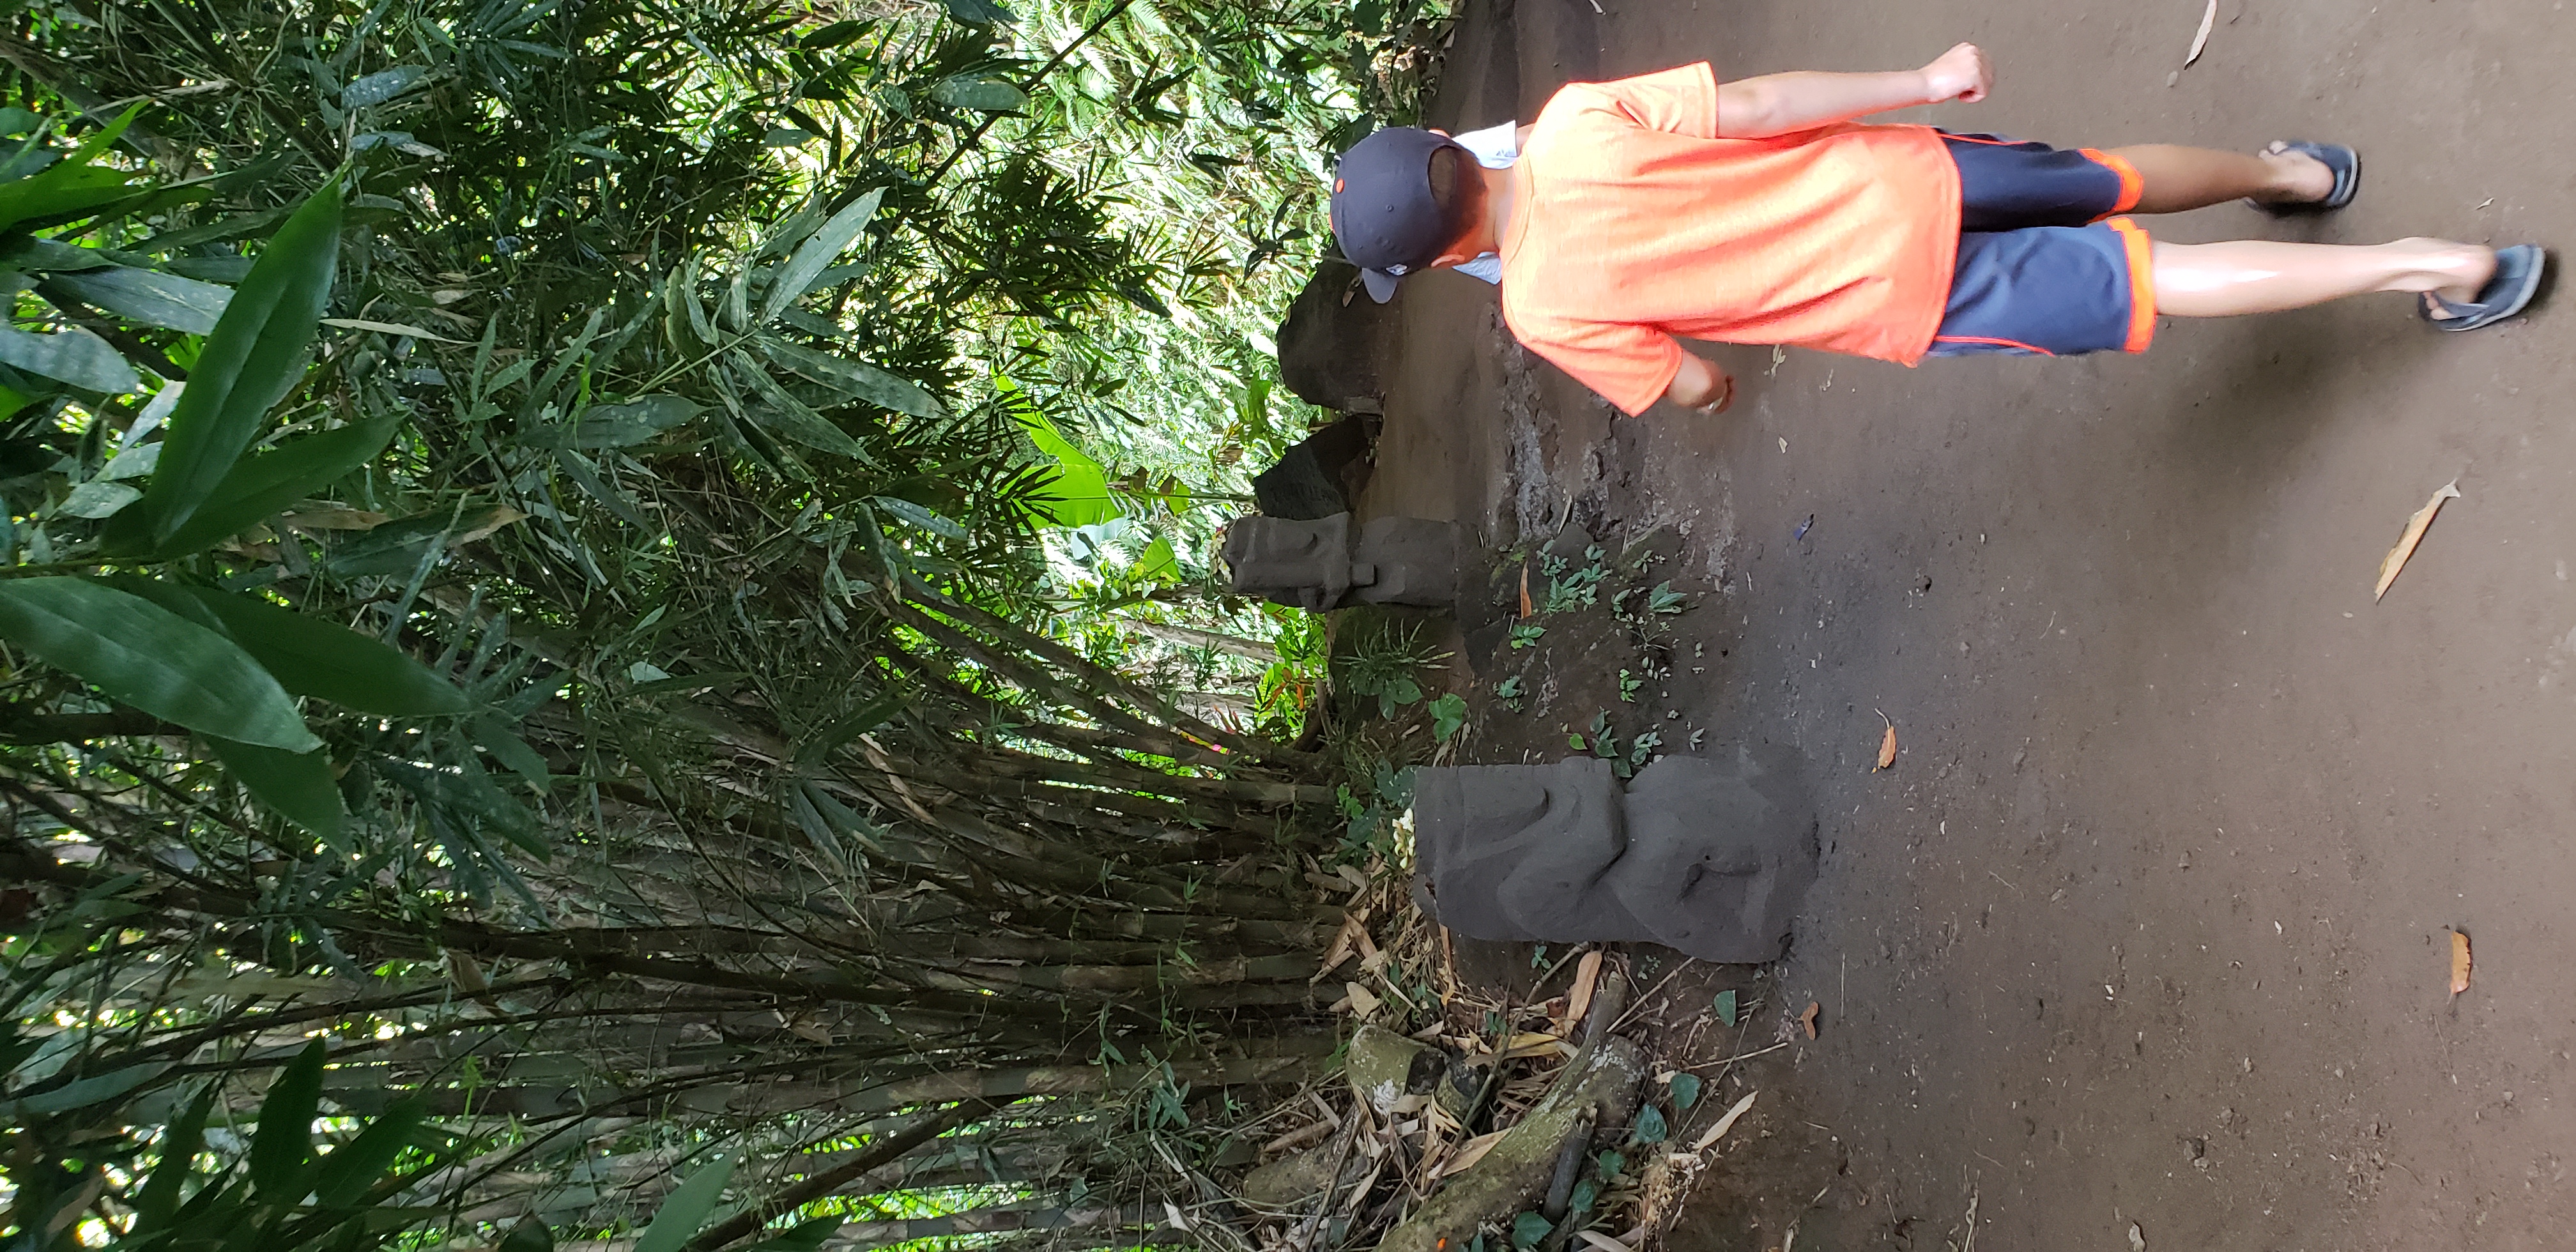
[2151,238,2497,317]
[2108,143,2335,212]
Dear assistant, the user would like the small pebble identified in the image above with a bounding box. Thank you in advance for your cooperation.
[2166,70,2181,87]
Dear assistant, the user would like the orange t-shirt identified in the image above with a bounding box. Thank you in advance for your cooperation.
[1498,63,1963,415]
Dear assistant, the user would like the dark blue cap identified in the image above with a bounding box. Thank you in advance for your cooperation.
[1328,126,1470,303]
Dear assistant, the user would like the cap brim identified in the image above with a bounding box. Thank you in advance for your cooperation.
[1360,268,1400,303]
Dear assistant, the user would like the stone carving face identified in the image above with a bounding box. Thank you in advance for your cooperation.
[1222,514,1353,611]
[1411,759,1648,942]
[1409,747,1818,963]
[1349,517,1460,608]
[1602,749,1819,961]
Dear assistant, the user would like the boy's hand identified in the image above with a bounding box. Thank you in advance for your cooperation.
[1921,42,1992,103]
[1664,354,1735,415]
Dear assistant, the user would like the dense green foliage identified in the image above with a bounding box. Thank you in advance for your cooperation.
[0,0,1450,1246]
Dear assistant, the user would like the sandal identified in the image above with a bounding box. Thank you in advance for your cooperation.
[2249,140,2360,213]
[2421,244,2546,332]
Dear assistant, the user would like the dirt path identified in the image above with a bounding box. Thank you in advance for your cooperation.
[1365,1,2576,1248]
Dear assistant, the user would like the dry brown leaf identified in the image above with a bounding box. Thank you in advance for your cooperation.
[457,507,529,544]
[1311,914,1365,983]
[2450,928,2472,996]
[2376,479,2461,600]
[1565,949,1604,1027]
[1799,1000,1821,1039]
[1873,711,1897,772]
[1689,1089,1759,1151]
[321,317,471,342]
[1519,561,1534,618]
[277,505,389,532]
[2185,0,2217,65]
[1577,1232,1637,1252]
[1440,1131,1506,1177]
[1341,981,1381,1017]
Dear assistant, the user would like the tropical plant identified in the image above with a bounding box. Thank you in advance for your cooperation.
[0,0,1448,1244]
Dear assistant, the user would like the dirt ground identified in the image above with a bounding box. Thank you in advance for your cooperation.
[1358,0,2576,1248]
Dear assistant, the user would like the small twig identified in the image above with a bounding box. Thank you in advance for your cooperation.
[1692,1039,1793,1069]
[1611,957,1694,1031]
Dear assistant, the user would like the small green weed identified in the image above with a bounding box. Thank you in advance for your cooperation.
[1429,692,1468,742]
[1340,622,1448,719]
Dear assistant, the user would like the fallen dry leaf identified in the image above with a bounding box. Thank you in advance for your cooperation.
[1689,1090,1759,1151]
[1799,1000,1821,1039]
[1311,913,1366,983]
[456,506,529,544]
[2185,0,2216,65]
[2376,479,2460,600]
[277,505,390,532]
[1519,561,1534,618]
[1577,1232,1636,1252]
[1565,949,1604,1028]
[2129,1220,2147,1252]
[1873,710,1897,772]
[2450,928,2472,996]
[1340,981,1382,1017]
[1439,1131,1506,1177]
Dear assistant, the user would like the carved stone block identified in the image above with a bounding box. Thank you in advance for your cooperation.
[1222,514,1351,611]
[1222,512,1462,611]
[1410,748,1818,963]
[1350,517,1459,607]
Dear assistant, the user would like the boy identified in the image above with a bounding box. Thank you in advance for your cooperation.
[1328,43,2545,416]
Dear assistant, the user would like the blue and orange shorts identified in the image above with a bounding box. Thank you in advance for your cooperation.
[1927,132,2156,358]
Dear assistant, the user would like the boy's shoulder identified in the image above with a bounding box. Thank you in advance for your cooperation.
[1528,63,1720,142]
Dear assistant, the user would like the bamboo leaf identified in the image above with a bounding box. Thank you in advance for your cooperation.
[0,577,319,751]
[142,181,342,543]
[553,447,654,529]
[537,394,697,448]
[633,1153,737,1252]
[206,735,344,841]
[0,106,143,232]
[931,75,1026,111]
[729,351,865,457]
[342,66,428,108]
[145,414,399,556]
[312,1099,426,1207]
[114,574,464,715]
[250,1041,326,1203]
[760,187,882,323]
[176,583,469,715]
[471,712,550,790]
[0,325,139,392]
[59,478,142,517]
[871,494,967,540]
[44,266,233,333]
[17,1060,171,1112]
[792,692,906,767]
[134,1084,217,1233]
[378,756,548,857]
[757,337,941,418]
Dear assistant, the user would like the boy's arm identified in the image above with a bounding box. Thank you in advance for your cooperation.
[1716,42,1990,139]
